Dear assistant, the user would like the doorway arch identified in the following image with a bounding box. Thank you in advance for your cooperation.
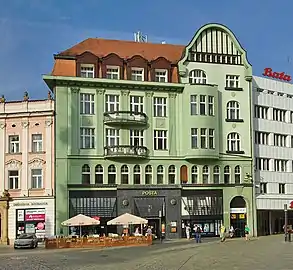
[230,196,247,237]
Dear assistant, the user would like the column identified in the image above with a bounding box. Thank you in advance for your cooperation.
[145,92,154,156]
[21,119,29,195]
[269,210,272,235]
[70,87,80,156]
[168,93,177,156]
[0,122,6,193]
[96,89,105,156]
[121,90,129,145]
[45,117,53,195]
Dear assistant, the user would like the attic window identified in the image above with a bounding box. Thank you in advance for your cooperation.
[131,68,144,81]
[155,69,168,83]
[80,64,94,78]
[106,66,119,80]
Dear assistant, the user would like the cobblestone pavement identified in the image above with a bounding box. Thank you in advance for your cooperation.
[0,235,290,270]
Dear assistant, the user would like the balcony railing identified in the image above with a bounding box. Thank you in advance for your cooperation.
[104,145,148,159]
[103,111,147,126]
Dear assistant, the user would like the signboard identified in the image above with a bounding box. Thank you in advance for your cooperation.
[25,209,46,221]
[263,68,291,82]
[17,210,25,222]
[230,208,246,214]
[141,191,158,196]
[289,201,293,209]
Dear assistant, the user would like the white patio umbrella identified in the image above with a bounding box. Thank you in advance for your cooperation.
[107,213,148,225]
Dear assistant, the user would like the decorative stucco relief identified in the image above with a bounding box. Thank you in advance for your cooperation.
[0,122,6,129]
[21,121,29,128]
[5,159,22,169]
[28,158,46,168]
[45,120,53,127]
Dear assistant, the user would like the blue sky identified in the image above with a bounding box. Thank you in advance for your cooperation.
[0,0,292,100]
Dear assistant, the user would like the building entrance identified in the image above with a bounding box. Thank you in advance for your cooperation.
[230,196,247,237]
[146,218,161,238]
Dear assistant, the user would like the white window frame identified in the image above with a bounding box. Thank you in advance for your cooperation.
[121,165,129,184]
[213,166,220,184]
[200,128,207,148]
[256,158,270,171]
[32,134,43,152]
[190,95,197,115]
[82,164,91,184]
[189,69,207,84]
[224,166,230,184]
[279,183,286,194]
[274,159,287,172]
[105,94,120,112]
[227,101,240,120]
[154,130,168,150]
[106,66,119,80]
[273,108,286,122]
[208,96,214,116]
[80,128,95,149]
[168,165,176,184]
[234,166,241,184]
[155,69,168,82]
[131,67,144,81]
[153,97,167,117]
[274,134,286,147]
[260,183,267,194]
[130,96,144,113]
[199,95,206,115]
[145,165,152,185]
[191,128,198,149]
[31,168,43,189]
[255,132,269,145]
[95,165,103,184]
[208,129,215,149]
[108,165,116,184]
[191,166,198,184]
[106,128,120,146]
[133,165,141,185]
[8,170,19,189]
[157,165,164,184]
[227,132,241,152]
[202,165,209,184]
[9,135,20,153]
[226,75,240,88]
[80,93,95,115]
[130,130,144,146]
[254,105,268,119]
[80,64,94,78]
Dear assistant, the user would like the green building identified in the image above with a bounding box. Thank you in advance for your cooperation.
[44,23,256,238]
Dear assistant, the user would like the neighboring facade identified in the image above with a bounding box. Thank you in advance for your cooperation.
[253,75,293,235]
[0,94,54,244]
[44,23,255,238]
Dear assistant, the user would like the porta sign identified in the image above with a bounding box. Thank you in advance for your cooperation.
[263,68,291,82]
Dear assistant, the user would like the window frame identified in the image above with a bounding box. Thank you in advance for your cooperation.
[189,69,207,84]
[80,64,95,78]
[31,134,43,153]
[153,97,167,117]
[80,93,95,115]
[227,101,240,120]
[153,130,168,150]
[31,168,43,189]
[80,128,95,149]
[9,135,20,153]
[130,95,144,113]
[226,75,240,88]
[8,170,19,190]
[131,67,144,81]
[105,94,120,112]
[227,132,241,152]
[155,69,168,82]
[106,66,120,80]
[105,128,120,146]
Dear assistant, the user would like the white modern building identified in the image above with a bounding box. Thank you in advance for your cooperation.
[253,75,293,235]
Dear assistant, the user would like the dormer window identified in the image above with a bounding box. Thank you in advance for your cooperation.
[155,69,168,82]
[131,68,144,81]
[80,64,94,78]
[189,69,207,84]
[106,66,119,80]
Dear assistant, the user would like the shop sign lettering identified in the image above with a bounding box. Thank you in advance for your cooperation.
[12,201,48,207]
[141,191,158,196]
[263,68,291,82]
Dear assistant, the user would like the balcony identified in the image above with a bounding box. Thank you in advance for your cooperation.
[104,145,148,159]
[103,111,147,126]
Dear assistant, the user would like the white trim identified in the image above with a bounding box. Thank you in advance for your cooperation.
[230,208,246,214]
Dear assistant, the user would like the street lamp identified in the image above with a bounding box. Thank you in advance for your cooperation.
[284,204,288,242]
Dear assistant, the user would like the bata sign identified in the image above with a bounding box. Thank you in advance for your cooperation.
[263,68,291,82]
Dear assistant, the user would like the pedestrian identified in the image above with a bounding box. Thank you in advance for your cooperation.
[244,224,250,241]
[195,225,202,243]
[229,225,235,238]
[185,224,191,240]
[220,224,226,242]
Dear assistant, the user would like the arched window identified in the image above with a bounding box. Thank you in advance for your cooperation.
[180,165,188,184]
[121,165,129,184]
[227,132,241,152]
[227,101,240,120]
[202,165,209,184]
[168,165,176,184]
[108,164,116,184]
[145,165,152,185]
[82,164,90,184]
[235,165,241,184]
[191,165,198,184]
[189,69,207,84]
[224,166,231,184]
[213,166,220,184]
[157,165,164,184]
[133,165,141,185]
[95,164,103,184]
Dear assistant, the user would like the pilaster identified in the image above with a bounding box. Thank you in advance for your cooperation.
[0,122,6,193]
[21,119,29,195]
[96,89,105,156]
[145,92,154,156]
[45,117,53,195]
[168,93,177,156]
[70,87,80,155]
[121,90,129,145]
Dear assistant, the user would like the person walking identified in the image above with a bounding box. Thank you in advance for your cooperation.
[244,224,250,240]
[195,225,202,243]
[220,224,226,242]
[185,224,191,240]
[229,225,235,238]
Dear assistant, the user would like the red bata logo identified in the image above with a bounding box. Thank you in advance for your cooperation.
[263,68,291,82]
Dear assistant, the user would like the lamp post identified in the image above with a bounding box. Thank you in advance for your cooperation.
[245,173,257,237]
[284,203,288,242]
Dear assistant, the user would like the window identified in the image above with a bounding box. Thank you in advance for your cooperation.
[9,135,20,153]
[31,169,42,189]
[254,105,268,119]
[32,134,43,152]
[208,129,215,149]
[191,128,198,149]
[226,75,240,88]
[189,69,207,84]
[108,165,116,184]
[106,66,119,80]
[155,69,168,82]
[80,128,95,149]
[130,96,143,113]
[106,128,120,146]
[82,165,90,184]
[131,68,144,81]
[279,183,285,194]
[95,165,103,184]
[130,130,144,146]
[234,166,241,184]
[80,65,94,78]
[121,165,129,184]
[260,183,267,194]
[105,95,119,112]
[157,165,164,184]
[227,133,241,152]
[191,166,198,184]
[154,130,168,150]
[273,108,286,122]
[8,170,19,189]
[224,166,230,184]
[213,166,220,184]
[133,165,141,185]
[190,95,197,115]
[80,93,95,115]
[168,165,176,184]
[199,95,206,115]
[153,97,167,117]
[255,132,269,145]
[200,128,207,148]
[227,101,240,120]
[274,133,287,147]
[256,158,270,171]
[274,159,287,172]
[208,96,214,116]
[202,165,209,184]
[145,165,152,184]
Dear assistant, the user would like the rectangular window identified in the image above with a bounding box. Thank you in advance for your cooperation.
[153,97,167,117]
[256,158,270,171]
[254,131,269,145]
[80,128,95,149]
[32,134,43,152]
[106,66,119,80]
[105,94,119,112]
[191,128,198,149]
[273,108,286,122]
[226,75,240,88]
[130,96,143,113]
[154,130,168,150]
[31,169,43,189]
[190,95,197,115]
[130,130,144,146]
[274,159,287,172]
[199,95,206,115]
[273,133,287,147]
[279,183,285,194]
[80,65,94,78]
[131,68,144,81]
[260,183,267,194]
[106,128,120,146]
[254,105,269,119]
[208,96,214,116]
[80,93,95,115]
[200,128,207,148]
[155,69,168,82]
[209,129,215,149]
[9,135,20,153]
[8,170,19,189]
